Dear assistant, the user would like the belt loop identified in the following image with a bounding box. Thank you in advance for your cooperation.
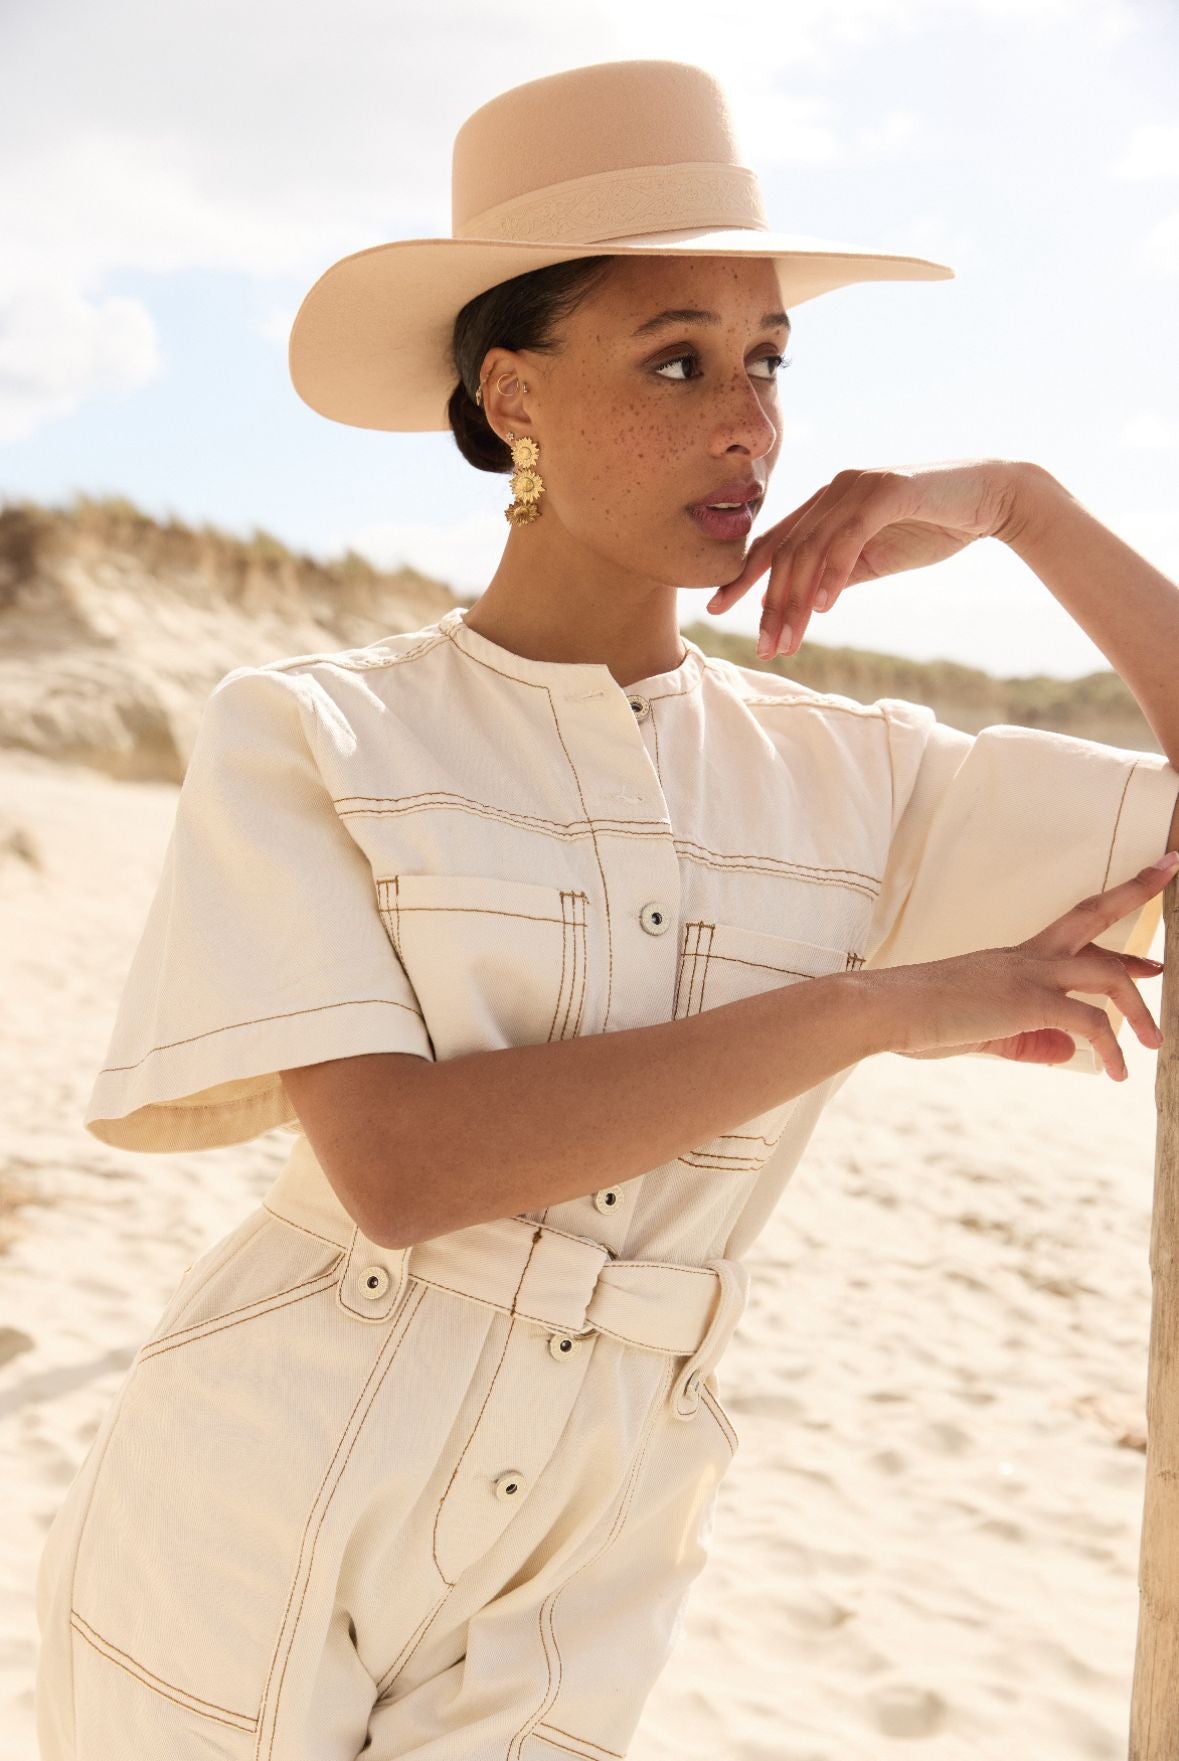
[672,1257,749,1419]
[337,1223,411,1322]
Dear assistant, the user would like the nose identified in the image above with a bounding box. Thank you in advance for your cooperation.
[710,370,778,461]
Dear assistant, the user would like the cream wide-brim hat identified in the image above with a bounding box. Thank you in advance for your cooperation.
[288,58,955,433]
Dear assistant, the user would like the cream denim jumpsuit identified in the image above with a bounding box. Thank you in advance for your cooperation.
[35,605,1179,1760]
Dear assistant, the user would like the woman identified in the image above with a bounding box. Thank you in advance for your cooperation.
[35,57,1179,1761]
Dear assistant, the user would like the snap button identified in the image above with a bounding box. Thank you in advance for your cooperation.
[639,901,671,935]
[494,1469,526,1502]
[627,693,650,721]
[358,1266,390,1299]
[548,1332,581,1360]
[593,1187,620,1213]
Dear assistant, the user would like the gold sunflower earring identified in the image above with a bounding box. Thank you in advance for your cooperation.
[503,429,543,527]
[474,369,544,527]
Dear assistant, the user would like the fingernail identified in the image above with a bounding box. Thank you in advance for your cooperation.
[777,623,793,654]
[1152,850,1179,870]
[756,629,773,658]
[813,588,829,610]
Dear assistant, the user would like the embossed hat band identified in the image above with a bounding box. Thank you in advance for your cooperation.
[288,58,956,434]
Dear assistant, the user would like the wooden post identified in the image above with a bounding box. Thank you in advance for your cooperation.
[1129,864,1179,1759]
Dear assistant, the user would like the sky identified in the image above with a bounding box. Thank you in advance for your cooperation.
[1,0,1176,680]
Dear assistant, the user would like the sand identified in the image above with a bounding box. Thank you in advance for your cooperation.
[0,744,1165,1760]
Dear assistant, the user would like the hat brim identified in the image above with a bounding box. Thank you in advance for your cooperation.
[288,229,955,433]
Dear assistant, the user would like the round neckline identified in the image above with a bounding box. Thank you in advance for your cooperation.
[440,604,706,696]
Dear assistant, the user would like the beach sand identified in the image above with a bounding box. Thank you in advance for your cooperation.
[1,744,1163,1760]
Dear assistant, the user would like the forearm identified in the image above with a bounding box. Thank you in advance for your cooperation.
[998,462,1179,789]
[370,968,898,1247]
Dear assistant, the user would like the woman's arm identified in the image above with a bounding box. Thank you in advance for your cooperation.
[995,462,1179,853]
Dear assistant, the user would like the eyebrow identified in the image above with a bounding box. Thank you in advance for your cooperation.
[630,307,792,339]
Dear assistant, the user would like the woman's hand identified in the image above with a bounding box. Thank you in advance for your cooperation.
[706,458,1028,659]
[872,853,1177,1079]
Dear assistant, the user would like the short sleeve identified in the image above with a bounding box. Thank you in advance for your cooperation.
[83,665,435,1152]
[862,699,1179,1075]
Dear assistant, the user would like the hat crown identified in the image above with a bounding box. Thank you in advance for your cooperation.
[451,60,768,245]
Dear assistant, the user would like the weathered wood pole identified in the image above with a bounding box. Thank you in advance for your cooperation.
[1129,864,1179,1760]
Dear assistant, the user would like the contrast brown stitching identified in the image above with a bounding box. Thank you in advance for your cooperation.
[354,802,882,890]
[431,1227,544,1586]
[677,1151,765,1172]
[531,1727,625,1760]
[259,1203,346,1249]
[550,890,569,1043]
[585,1322,699,1352]
[698,1381,739,1455]
[679,834,883,887]
[878,699,899,824]
[646,700,663,786]
[713,949,842,979]
[374,1588,454,1698]
[538,1725,626,1753]
[69,1613,255,1728]
[576,895,589,1036]
[739,691,888,720]
[512,1359,675,1759]
[701,920,717,1014]
[140,1268,342,1359]
[260,1280,428,1754]
[536,1721,625,1759]
[563,890,589,1041]
[97,997,427,1076]
[380,900,573,927]
[1101,758,1138,892]
[406,1271,529,1314]
[558,890,579,1043]
[262,624,451,677]
[545,699,615,1031]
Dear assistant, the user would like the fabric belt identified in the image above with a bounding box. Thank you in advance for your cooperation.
[264,1131,749,1420]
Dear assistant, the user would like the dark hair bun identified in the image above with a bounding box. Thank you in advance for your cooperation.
[447,380,512,474]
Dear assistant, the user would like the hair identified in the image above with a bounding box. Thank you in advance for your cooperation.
[447,255,617,473]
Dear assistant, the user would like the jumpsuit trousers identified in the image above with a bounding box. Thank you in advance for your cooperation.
[34,1130,749,1760]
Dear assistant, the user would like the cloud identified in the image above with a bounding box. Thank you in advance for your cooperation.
[0,278,161,444]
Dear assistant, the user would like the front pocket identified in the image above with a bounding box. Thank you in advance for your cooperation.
[139,1213,344,1363]
[70,1233,425,1735]
[376,873,590,1062]
[674,919,855,1169]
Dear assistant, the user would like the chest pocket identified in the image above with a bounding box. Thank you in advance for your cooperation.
[376,873,590,1063]
[673,918,859,1170]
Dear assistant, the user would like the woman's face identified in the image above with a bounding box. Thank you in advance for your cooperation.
[505,253,788,588]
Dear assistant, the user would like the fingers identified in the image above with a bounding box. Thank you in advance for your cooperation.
[758,499,860,658]
[1054,949,1164,1053]
[754,470,903,657]
[1027,852,1179,955]
[707,485,829,616]
[1055,995,1129,1080]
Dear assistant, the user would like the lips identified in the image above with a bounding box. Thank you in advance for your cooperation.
[687,479,764,512]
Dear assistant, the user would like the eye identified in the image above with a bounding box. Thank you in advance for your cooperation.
[653,351,793,382]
